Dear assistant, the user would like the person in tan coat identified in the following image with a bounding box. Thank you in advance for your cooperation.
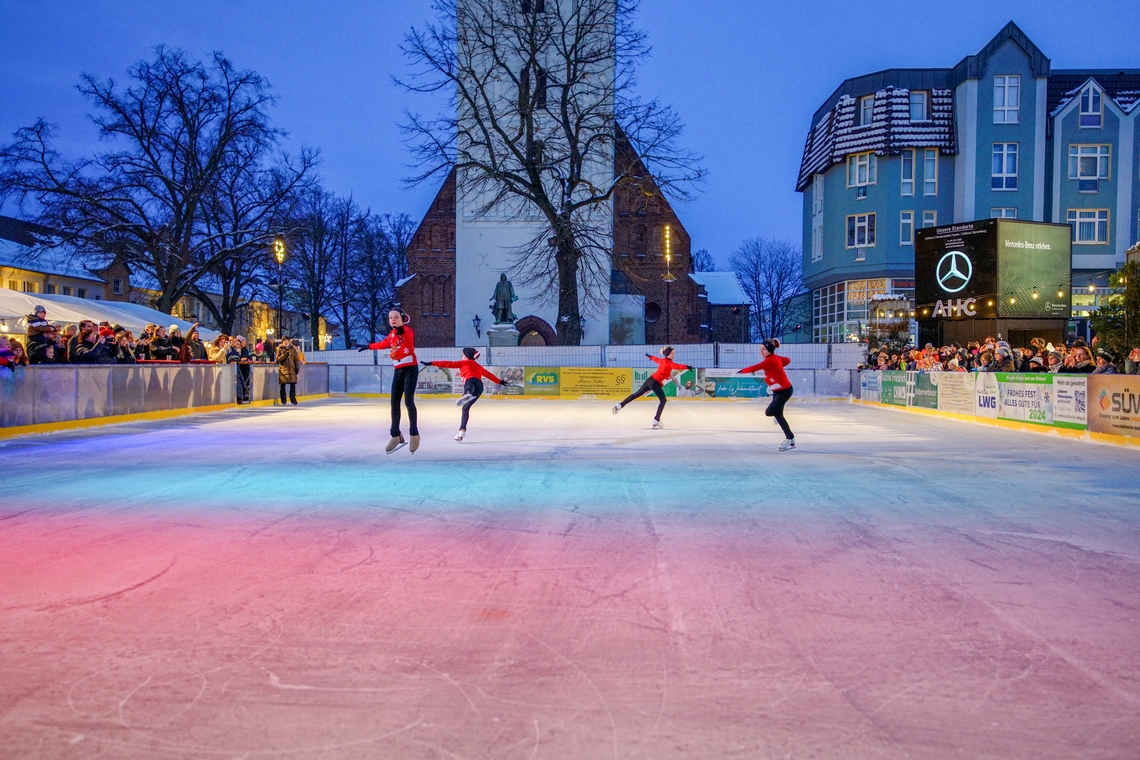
[276,337,301,405]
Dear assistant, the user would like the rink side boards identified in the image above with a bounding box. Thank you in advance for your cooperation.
[856,371,1140,448]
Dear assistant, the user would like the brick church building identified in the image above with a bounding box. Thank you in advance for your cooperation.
[396,135,732,347]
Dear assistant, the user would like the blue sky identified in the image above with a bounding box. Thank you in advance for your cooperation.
[2,0,1138,268]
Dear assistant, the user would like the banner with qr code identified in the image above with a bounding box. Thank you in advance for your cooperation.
[1052,376,1088,430]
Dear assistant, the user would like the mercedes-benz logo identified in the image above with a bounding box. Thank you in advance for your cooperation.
[936,250,972,293]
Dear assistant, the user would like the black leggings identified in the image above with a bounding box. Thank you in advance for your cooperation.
[459,377,484,430]
[280,382,296,404]
[391,364,419,437]
[766,387,794,439]
[620,377,667,421]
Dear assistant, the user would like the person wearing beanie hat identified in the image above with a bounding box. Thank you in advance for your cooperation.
[737,338,797,450]
[612,346,692,429]
[1026,355,1048,373]
[422,347,509,441]
[1093,348,1118,374]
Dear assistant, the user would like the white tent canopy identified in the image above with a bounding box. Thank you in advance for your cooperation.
[0,289,220,340]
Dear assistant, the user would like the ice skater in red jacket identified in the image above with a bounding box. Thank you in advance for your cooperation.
[612,346,691,429]
[359,309,420,454]
[737,338,796,450]
[422,347,508,441]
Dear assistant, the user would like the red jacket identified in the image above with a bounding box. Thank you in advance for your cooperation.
[740,354,792,391]
[368,327,417,367]
[428,359,503,385]
[648,355,690,383]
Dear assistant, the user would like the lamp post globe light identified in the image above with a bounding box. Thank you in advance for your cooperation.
[273,237,286,338]
[662,225,675,343]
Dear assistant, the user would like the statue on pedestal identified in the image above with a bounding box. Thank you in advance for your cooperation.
[490,273,518,324]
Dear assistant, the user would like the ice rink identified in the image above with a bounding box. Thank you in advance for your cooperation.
[2,397,1139,758]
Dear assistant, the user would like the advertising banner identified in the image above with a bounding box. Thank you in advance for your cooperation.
[415,365,456,394]
[1087,376,1140,437]
[860,371,881,403]
[915,220,998,320]
[995,220,1071,318]
[975,373,999,417]
[880,371,907,406]
[911,372,939,409]
[559,367,633,400]
[703,368,769,398]
[1052,376,1087,430]
[523,367,561,396]
[455,366,525,396]
[630,367,708,398]
[931,372,976,414]
[995,372,1053,425]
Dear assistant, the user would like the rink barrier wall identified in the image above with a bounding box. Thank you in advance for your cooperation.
[856,371,1140,447]
[309,343,867,371]
[0,363,331,438]
[331,366,862,401]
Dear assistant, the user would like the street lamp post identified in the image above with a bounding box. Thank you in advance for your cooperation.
[662,225,675,343]
[273,237,286,337]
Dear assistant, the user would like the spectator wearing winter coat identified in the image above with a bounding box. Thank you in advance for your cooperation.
[1127,348,1140,375]
[7,339,29,367]
[0,337,14,371]
[1092,349,1118,374]
[231,336,253,403]
[1060,346,1096,374]
[1026,356,1048,372]
[991,347,1017,372]
[181,325,208,362]
[71,322,114,364]
[205,335,230,364]
[148,326,179,360]
[276,338,300,405]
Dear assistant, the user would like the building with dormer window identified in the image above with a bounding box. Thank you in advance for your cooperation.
[798,22,1140,342]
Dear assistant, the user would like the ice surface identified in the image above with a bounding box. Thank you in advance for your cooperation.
[1,398,1139,758]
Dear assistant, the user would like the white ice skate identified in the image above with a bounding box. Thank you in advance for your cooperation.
[454,430,465,442]
[652,419,663,429]
[456,393,474,407]
[779,438,796,451]
[612,403,622,415]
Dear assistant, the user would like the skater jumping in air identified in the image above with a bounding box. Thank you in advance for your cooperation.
[612,346,691,429]
[360,310,420,454]
[737,339,795,450]
[422,348,507,441]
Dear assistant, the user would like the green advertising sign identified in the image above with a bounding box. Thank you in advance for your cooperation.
[996,220,1071,318]
[523,367,561,396]
[880,371,907,406]
[911,373,939,409]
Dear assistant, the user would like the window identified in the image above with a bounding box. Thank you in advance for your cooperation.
[901,150,914,196]
[1068,144,1110,192]
[812,174,824,215]
[909,91,928,122]
[992,143,1018,190]
[93,295,103,301]
[522,65,547,110]
[1067,209,1109,244]
[813,283,847,343]
[62,286,72,296]
[811,226,823,262]
[923,149,938,196]
[846,213,876,248]
[993,75,1020,123]
[846,152,877,190]
[534,68,547,109]
[991,207,1017,219]
[6,280,16,291]
[45,284,56,294]
[922,210,938,228]
[1079,85,1103,128]
[77,288,87,299]
[900,210,914,245]
[521,0,545,12]
[112,278,123,295]
[860,95,875,126]
[23,281,36,293]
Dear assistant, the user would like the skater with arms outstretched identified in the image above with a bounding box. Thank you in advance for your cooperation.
[737,339,796,450]
[612,346,691,429]
[360,310,421,454]
[422,347,507,441]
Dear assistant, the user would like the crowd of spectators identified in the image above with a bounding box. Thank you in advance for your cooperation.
[864,336,1140,375]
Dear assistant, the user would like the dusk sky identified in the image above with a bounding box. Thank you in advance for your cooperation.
[3,0,1139,268]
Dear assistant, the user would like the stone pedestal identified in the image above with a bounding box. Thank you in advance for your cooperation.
[487,322,520,347]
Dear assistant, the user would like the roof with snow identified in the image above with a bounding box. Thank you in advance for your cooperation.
[689,272,748,306]
[1048,70,1140,115]
[0,239,106,284]
[797,22,1050,191]
[0,289,218,339]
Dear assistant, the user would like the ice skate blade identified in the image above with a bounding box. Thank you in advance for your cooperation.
[386,443,408,455]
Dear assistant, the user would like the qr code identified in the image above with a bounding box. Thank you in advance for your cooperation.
[1075,390,1086,414]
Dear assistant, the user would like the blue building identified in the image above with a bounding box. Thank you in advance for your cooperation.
[797,22,1140,342]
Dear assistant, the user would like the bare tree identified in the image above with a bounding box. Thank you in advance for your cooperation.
[325,197,367,348]
[730,238,806,341]
[354,213,414,343]
[691,248,714,273]
[284,189,343,345]
[400,0,704,344]
[0,48,315,315]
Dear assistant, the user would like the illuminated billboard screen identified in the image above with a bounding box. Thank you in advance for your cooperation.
[995,220,1072,318]
[915,221,998,320]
